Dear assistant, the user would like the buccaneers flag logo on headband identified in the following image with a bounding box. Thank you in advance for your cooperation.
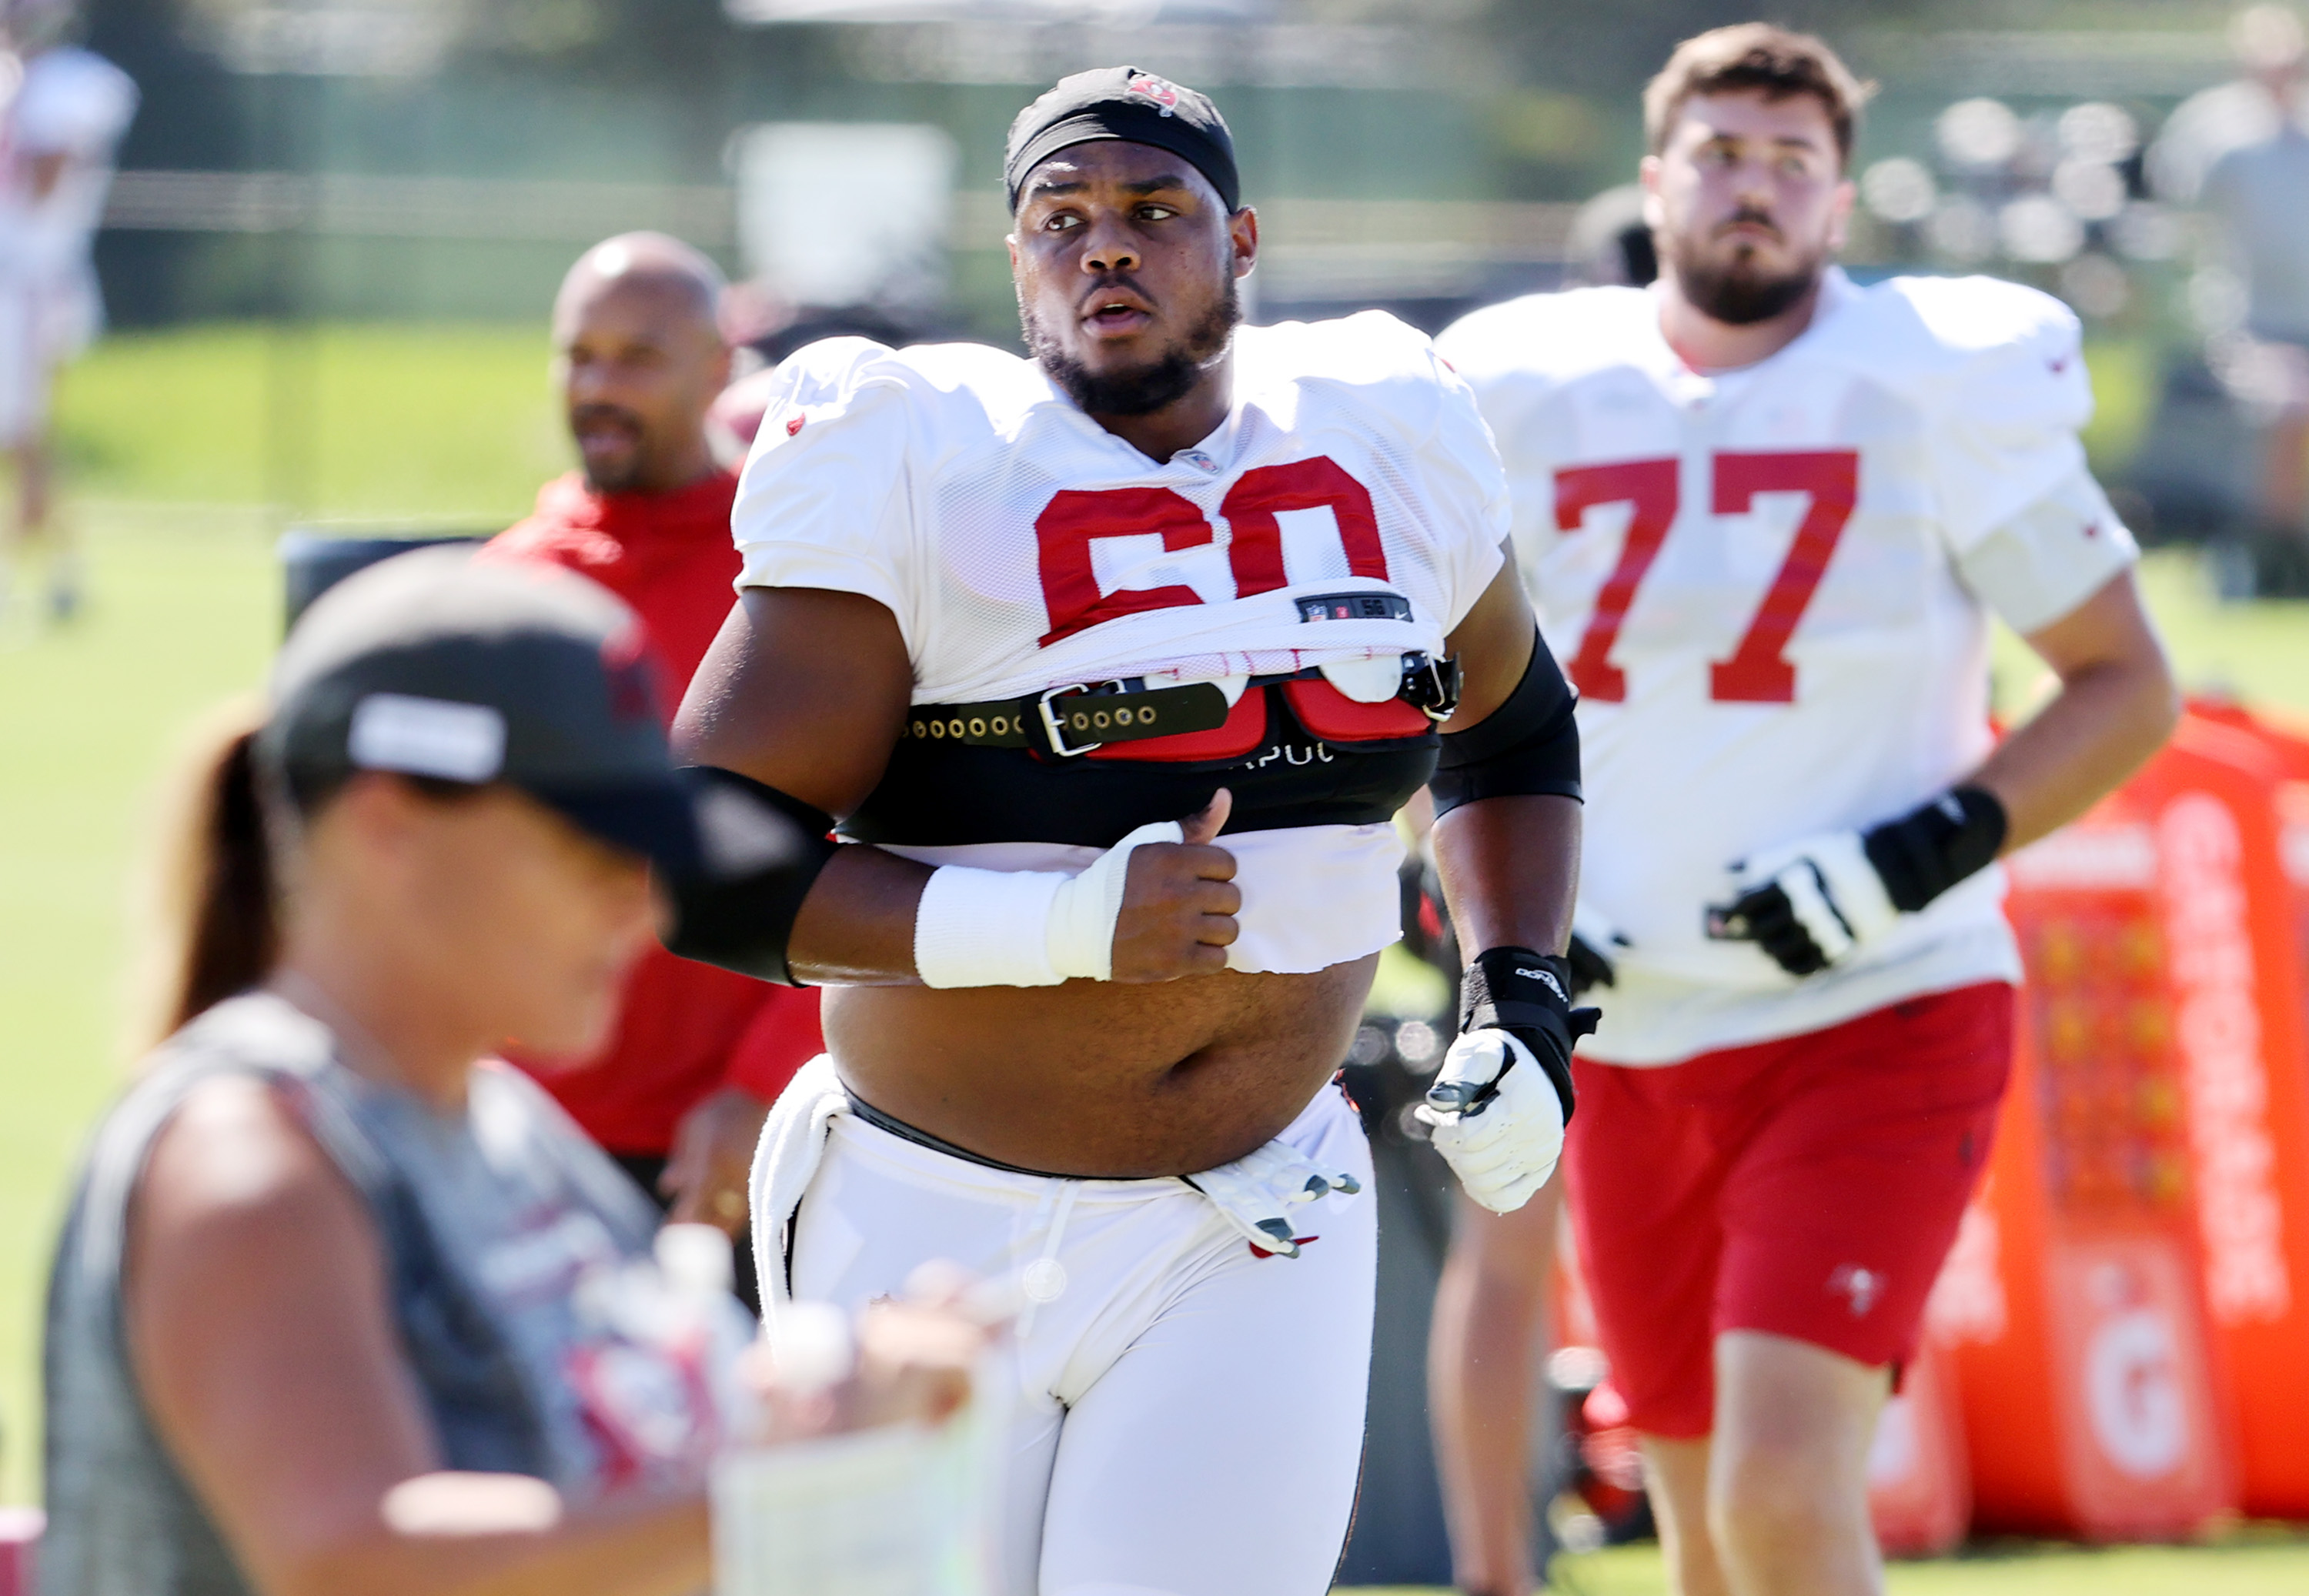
[1127,73,1181,112]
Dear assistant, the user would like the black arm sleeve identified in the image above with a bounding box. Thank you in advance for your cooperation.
[1428,629,1581,818]
[660,766,840,987]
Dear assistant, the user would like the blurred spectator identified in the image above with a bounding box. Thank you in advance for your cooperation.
[483,232,822,1310]
[0,0,133,627]
[2150,5,2309,204]
[2158,6,2309,589]
[2203,9,2309,557]
[43,554,977,1596]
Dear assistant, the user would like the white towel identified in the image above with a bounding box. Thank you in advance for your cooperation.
[747,1053,851,1343]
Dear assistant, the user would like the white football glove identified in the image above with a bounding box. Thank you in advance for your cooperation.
[1415,1029,1566,1214]
[1706,829,1900,977]
[1182,1140,1363,1259]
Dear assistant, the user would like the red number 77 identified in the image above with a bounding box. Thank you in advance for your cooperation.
[1553,449,1858,704]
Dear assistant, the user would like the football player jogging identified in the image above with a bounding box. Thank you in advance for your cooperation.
[1433,25,2177,1596]
[0,0,134,625]
[672,68,1589,1596]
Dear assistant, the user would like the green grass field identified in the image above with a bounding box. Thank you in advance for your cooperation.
[53,321,563,520]
[2,324,2307,1591]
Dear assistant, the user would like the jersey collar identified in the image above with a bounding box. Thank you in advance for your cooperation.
[1646,265,1860,392]
[1034,365,1245,476]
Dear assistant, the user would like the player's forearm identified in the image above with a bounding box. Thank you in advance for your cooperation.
[1970,649,2179,853]
[1429,793,1581,957]
[784,846,933,986]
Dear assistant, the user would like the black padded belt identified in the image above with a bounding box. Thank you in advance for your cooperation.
[907,653,1462,760]
[904,679,1231,756]
[845,689,1438,850]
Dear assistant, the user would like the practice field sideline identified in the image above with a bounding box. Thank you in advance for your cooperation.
[1,324,2304,1589]
[1366,1528,2309,1591]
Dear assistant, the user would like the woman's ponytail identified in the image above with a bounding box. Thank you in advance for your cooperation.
[139,705,280,1047]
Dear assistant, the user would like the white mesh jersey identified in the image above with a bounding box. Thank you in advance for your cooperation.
[1439,269,2138,1063]
[732,311,1510,974]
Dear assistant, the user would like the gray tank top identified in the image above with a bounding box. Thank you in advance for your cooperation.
[41,991,672,1596]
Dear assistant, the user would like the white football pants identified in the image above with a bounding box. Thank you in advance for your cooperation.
[787,1083,1377,1596]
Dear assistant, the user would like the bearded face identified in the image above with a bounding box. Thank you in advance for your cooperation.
[1646,90,1851,332]
[1007,140,1248,425]
[1024,274,1240,416]
[1662,203,1829,326]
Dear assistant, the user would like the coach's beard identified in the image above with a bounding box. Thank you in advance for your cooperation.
[1027,277,1241,418]
[1671,235,1823,327]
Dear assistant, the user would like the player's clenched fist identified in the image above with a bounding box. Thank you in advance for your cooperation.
[910,790,1240,987]
[1109,790,1241,982]
[1418,947,1596,1213]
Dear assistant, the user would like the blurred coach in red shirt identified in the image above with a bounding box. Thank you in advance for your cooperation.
[483,232,820,1304]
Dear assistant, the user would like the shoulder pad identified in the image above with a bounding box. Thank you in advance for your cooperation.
[1877,273,2080,357]
[772,335,898,405]
[876,339,1041,396]
[757,337,1040,459]
[1435,287,1655,392]
[1238,310,1439,388]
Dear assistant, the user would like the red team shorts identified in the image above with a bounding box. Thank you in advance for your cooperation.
[1563,982,2014,1438]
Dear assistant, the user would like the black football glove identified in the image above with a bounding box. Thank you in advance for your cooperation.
[1707,787,2007,977]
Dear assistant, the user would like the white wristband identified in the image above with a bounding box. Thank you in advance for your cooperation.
[1046,820,1182,980]
[913,866,1066,987]
[911,820,1186,988]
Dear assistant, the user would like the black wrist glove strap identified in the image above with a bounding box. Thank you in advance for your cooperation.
[1452,947,1595,1124]
[1862,786,2008,913]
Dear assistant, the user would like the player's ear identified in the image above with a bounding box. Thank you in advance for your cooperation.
[1638,155,1666,232]
[1826,175,1856,252]
[1229,205,1258,278]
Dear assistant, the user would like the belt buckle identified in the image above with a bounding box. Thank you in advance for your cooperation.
[1402,652,1463,722]
[1038,682,1119,757]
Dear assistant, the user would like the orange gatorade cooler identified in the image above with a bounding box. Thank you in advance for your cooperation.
[1940,785,2238,1538]
[2145,706,2309,1516]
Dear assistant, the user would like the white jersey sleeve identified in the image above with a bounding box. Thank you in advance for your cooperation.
[1903,278,2138,632]
[1911,278,2093,549]
[1953,467,2139,634]
[1419,339,1515,631]
[731,337,917,636]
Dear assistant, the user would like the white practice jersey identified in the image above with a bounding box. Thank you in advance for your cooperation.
[733,311,1509,974]
[1439,269,2137,1063]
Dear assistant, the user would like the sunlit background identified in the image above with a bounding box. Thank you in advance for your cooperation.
[5,2,2309,1591]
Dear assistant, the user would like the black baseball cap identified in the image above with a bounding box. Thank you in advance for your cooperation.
[1004,66,1240,215]
[255,546,707,873]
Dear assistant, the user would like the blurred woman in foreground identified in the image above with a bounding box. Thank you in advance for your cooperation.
[41,551,971,1596]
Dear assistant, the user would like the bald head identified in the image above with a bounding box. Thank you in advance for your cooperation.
[552,233,733,495]
[556,232,727,331]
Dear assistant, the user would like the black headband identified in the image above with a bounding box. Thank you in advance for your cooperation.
[1004,65,1240,215]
